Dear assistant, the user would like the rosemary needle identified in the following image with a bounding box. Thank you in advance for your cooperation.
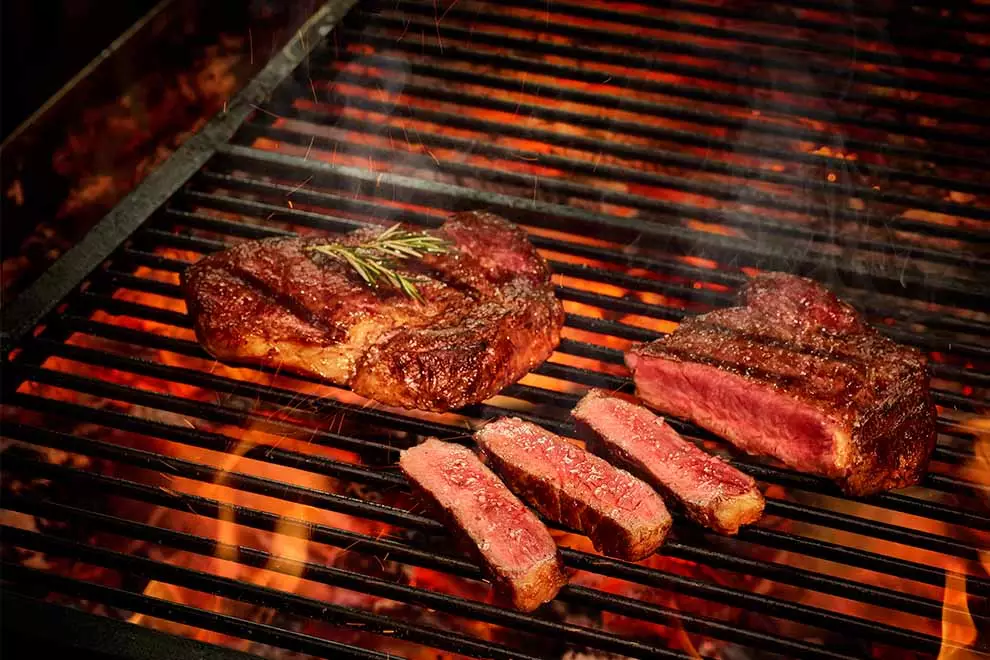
[307,224,450,302]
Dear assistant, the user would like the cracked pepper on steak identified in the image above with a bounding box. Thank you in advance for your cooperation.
[182,211,564,412]
[625,273,936,496]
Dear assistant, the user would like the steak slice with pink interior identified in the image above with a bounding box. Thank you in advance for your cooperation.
[573,389,764,535]
[475,417,672,561]
[399,438,566,611]
[625,272,936,496]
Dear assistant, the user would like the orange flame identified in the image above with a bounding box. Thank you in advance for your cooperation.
[936,569,980,660]
[936,416,990,660]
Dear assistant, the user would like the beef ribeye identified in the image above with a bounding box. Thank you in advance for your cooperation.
[573,389,764,535]
[182,211,563,412]
[399,438,567,611]
[476,417,672,561]
[625,273,936,496]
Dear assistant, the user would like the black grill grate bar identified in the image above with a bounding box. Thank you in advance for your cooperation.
[371,0,990,89]
[42,296,981,465]
[342,15,990,135]
[0,528,558,660]
[100,258,990,413]
[17,314,987,503]
[2,565,391,660]
[0,507,694,660]
[242,114,990,257]
[0,460,966,626]
[83,248,990,425]
[629,0,990,40]
[210,146,990,311]
[116,235,990,383]
[12,449,987,608]
[10,352,990,551]
[490,0,990,63]
[8,493,962,649]
[1,420,439,531]
[258,118,986,268]
[164,195,990,339]
[6,390,988,624]
[81,256,990,416]
[762,0,990,25]
[11,328,990,529]
[0,444,959,658]
[8,391,408,484]
[310,51,990,173]
[263,92,990,231]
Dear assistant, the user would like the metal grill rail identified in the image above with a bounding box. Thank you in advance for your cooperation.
[2,0,988,659]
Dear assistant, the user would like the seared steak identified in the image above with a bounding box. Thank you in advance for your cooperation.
[573,390,764,535]
[399,438,566,611]
[475,417,672,561]
[182,211,563,412]
[625,273,936,496]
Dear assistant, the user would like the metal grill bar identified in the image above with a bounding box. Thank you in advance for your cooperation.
[632,0,990,42]
[115,228,990,392]
[344,13,990,140]
[310,48,990,175]
[490,0,990,68]
[10,350,989,551]
[168,188,990,338]
[2,565,392,660]
[0,428,970,659]
[33,265,990,437]
[210,146,990,311]
[2,530,558,660]
[371,0,990,97]
[262,93,990,230]
[244,111,990,255]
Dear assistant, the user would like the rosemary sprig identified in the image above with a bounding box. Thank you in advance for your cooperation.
[307,224,450,302]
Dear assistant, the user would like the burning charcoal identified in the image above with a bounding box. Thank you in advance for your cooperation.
[573,390,764,535]
[399,438,566,612]
[475,417,672,561]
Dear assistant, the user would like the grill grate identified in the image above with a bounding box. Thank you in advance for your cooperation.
[2,0,988,658]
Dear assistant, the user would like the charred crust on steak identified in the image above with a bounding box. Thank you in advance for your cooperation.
[625,273,936,496]
[182,211,564,412]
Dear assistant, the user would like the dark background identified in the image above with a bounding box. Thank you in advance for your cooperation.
[2,0,160,140]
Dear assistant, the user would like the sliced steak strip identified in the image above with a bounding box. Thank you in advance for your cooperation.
[625,272,936,496]
[399,438,566,611]
[573,390,764,535]
[475,417,672,561]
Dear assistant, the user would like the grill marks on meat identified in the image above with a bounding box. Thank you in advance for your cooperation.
[626,273,936,496]
[182,211,563,412]
[399,438,566,612]
[573,390,764,535]
[476,417,672,561]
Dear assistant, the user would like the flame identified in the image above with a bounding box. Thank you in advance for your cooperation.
[935,415,988,660]
[936,568,980,660]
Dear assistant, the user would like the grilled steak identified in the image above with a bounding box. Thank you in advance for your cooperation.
[399,438,566,611]
[475,417,672,561]
[182,211,563,412]
[625,273,936,496]
[573,390,764,535]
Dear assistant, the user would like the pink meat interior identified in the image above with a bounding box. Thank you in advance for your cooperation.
[477,419,666,520]
[629,355,842,478]
[401,439,555,571]
[576,394,755,501]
